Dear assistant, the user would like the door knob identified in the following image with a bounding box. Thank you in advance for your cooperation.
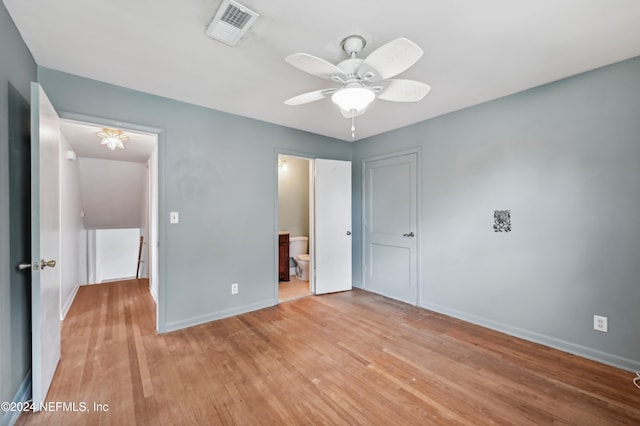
[18,263,32,270]
[346,231,352,236]
[41,259,56,269]
[402,232,415,237]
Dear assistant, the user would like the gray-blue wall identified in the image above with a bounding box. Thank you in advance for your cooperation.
[353,57,640,371]
[3,3,639,415]
[36,67,351,332]
[0,2,37,423]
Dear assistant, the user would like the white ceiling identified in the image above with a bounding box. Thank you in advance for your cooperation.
[60,120,156,163]
[5,0,640,142]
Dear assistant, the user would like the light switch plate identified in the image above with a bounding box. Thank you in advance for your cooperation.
[170,211,179,224]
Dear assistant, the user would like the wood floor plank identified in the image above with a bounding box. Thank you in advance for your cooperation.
[16,279,640,425]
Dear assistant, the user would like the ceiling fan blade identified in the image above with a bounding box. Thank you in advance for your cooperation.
[359,38,423,80]
[285,53,346,80]
[340,107,368,118]
[284,89,335,106]
[377,79,431,102]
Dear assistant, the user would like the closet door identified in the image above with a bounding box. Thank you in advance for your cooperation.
[364,152,418,304]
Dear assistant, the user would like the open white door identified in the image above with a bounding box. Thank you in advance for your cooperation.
[314,159,352,294]
[30,83,61,409]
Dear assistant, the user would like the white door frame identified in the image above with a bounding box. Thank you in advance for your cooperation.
[308,158,316,294]
[361,148,421,304]
[57,111,162,330]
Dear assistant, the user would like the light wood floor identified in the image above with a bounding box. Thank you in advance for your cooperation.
[18,279,640,425]
[278,276,311,302]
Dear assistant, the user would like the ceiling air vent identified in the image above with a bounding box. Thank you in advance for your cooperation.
[206,0,259,46]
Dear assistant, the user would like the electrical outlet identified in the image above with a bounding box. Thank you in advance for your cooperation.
[593,315,608,332]
[231,283,238,295]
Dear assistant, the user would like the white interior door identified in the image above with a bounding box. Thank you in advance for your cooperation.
[364,153,418,304]
[314,159,352,294]
[30,83,61,409]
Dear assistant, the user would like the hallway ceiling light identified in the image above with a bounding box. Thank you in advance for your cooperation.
[96,128,128,150]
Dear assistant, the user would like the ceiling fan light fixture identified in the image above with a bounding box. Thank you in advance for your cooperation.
[96,128,128,151]
[331,86,375,112]
[284,36,428,139]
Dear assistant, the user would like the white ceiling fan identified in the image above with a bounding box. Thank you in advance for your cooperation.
[284,35,430,138]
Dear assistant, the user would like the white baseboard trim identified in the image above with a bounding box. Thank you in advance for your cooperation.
[150,284,158,304]
[160,299,278,333]
[3,370,31,426]
[420,300,640,372]
[61,284,80,320]
[289,267,296,276]
[101,276,136,283]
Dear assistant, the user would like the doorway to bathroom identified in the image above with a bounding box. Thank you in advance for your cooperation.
[277,155,313,302]
[276,153,352,303]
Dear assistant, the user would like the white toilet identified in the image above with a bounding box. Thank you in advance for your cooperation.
[289,236,310,281]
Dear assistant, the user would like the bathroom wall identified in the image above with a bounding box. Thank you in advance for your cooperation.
[278,156,309,238]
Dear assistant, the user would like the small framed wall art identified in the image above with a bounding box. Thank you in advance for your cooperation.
[494,210,511,232]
